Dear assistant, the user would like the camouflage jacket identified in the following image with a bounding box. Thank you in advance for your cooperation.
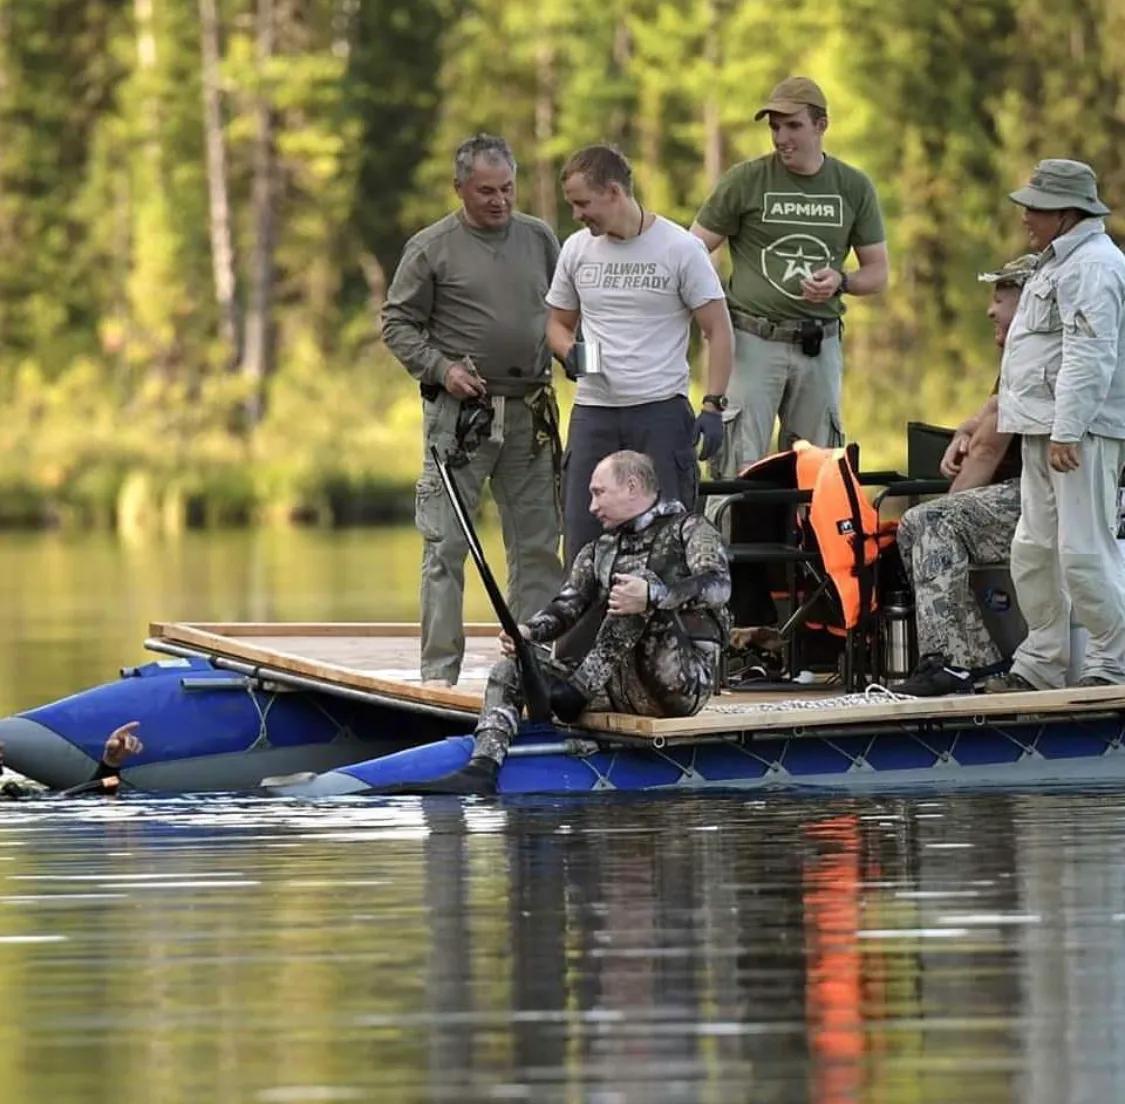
[526,500,731,642]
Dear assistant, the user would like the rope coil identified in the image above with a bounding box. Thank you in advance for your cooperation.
[708,683,917,716]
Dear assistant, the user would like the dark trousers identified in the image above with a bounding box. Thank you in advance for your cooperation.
[558,396,699,661]
[561,396,699,568]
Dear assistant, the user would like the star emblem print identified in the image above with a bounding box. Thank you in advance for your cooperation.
[761,233,832,299]
[778,245,820,283]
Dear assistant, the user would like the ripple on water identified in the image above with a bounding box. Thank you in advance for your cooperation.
[0,788,1124,1101]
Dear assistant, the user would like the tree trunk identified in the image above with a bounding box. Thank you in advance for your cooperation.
[241,0,277,428]
[360,251,386,325]
[533,37,557,229]
[198,0,241,368]
[703,0,722,189]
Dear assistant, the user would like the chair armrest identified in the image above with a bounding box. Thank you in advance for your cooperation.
[873,478,950,509]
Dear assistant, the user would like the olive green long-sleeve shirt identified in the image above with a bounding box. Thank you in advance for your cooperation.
[382,211,560,397]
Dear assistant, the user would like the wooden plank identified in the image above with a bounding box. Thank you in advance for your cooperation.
[584,682,1125,737]
[152,621,1125,743]
[149,621,500,639]
[154,622,487,714]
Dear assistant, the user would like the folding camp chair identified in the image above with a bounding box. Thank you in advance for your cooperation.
[706,442,938,690]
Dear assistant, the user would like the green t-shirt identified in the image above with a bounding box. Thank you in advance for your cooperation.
[695,153,885,321]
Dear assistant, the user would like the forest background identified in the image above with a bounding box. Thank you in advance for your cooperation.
[1,0,1123,531]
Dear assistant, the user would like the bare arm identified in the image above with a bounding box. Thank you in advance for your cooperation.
[692,298,734,399]
[847,241,890,295]
[690,221,727,257]
[546,305,581,363]
[950,403,1014,493]
[941,395,997,480]
[802,241,890,303]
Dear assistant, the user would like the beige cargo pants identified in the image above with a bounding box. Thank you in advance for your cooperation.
[415,389,562,683]
[1010,434,1125,688]
[711,329,845,478]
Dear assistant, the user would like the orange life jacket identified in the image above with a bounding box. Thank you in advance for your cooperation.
[794,441,892,629]
[736,442,893,630]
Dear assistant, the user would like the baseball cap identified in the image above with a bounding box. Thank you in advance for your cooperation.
[754,76,828,121]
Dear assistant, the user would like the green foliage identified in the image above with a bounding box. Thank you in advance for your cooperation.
[0,0,1123,521]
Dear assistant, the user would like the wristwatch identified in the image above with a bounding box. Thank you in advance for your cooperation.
[702,393,728,411]
[837,270,850,295]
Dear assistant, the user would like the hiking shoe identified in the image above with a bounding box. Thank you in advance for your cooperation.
[1076,674,1116,687]
[892,653,974,697]
[981,671,1037,694]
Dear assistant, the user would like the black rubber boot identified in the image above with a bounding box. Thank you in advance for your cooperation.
[549,677,589,723]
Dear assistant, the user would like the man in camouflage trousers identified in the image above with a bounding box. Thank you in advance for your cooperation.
[893,255,1036,695]
[429,450,731,794]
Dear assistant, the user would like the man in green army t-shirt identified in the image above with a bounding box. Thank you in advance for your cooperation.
[691,77,889,474]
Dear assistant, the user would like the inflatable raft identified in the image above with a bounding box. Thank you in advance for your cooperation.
[0,653,474,792]
[263,702,1125,798]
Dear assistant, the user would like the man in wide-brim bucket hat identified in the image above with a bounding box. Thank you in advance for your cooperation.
[1008,158,1110,216]
[985,158,1125,694]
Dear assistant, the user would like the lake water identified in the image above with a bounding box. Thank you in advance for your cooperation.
[2,528,1125,1102]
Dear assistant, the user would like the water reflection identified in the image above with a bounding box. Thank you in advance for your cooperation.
[0,526,508,715]
[2,789,1125,1101]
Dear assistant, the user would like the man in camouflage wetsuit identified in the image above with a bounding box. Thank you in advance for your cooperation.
[428,450,731,794]
[893,255,1037,695]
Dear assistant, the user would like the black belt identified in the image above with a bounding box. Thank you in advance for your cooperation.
[731,309,840,343]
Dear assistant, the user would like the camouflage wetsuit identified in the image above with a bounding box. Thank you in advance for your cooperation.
[896,479,1021,668]
[473,499,731,765]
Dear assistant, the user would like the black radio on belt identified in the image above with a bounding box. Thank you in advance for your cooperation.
[798,320,825,358]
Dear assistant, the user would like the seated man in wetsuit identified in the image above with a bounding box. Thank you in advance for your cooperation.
[1,721,144,799]
[430,450,731,794]
[893,255,1037,695]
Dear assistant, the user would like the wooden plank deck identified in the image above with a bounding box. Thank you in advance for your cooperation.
[149,622,1125,741]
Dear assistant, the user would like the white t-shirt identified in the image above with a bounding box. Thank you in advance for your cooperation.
[547,215,725,407]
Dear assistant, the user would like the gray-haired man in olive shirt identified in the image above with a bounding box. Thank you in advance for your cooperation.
[382,134,563,686]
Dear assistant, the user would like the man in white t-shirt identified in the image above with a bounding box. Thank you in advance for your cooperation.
[546,144,734,570]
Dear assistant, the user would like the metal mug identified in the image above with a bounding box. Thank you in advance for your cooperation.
[575,340,603,377]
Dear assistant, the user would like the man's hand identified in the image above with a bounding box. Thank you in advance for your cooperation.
[102,721,143,770]
[940,431,972,479]
[608,573,648,616]
[562,344,582,382]
[800,267,842,304]
[1049,441,1082,473]
[498,625,531,657]
[693,408,723,461]
[444,358,487,400]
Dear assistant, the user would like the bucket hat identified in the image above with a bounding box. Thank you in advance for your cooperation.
[1009,159,1109,215]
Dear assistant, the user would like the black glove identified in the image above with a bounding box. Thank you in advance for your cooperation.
[561,344,583,382]
[549,677,589,723]
[693,408,724,461]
